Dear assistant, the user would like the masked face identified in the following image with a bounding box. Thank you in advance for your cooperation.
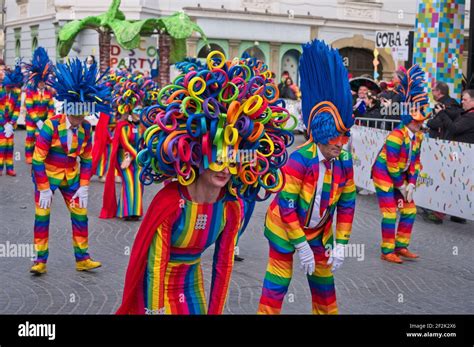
[200,167,232,188]
[209,156,238,175]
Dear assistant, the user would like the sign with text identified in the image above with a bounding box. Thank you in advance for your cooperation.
[375,30,409,61]
[110,36,158,72]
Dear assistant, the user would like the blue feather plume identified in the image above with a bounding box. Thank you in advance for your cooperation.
[3,61,24,89]
[23,47,54,89]
[53,58,111,115]
[298,40,354,142]
[395,65,429,124]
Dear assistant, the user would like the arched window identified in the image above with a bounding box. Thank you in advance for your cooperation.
[197,43,225,59]
[32,37,38,51]
[15,39,21,58]
[339,47,383,78]
[281,49,301,85]
[243,46,265,62]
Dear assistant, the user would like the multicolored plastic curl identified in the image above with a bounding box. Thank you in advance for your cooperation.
[137,51,297,201]
[112,71,159,115]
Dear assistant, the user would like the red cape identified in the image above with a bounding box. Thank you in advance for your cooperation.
[116,181,181,314]
[91,112,113,175]
[99,120,128,219]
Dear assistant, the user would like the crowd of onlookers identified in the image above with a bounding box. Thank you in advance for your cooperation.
[353,75,474,145]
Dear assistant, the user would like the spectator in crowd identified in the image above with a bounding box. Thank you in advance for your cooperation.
[361,92,384,129]
[353,85,369,117]
[86,55,96,69]
[279,77,299,100]
[426,82,462,139]
[278,70,290,94]
[423,89,474,225]
[438,89,474,143]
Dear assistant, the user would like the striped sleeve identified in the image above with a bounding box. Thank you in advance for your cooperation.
[79,126,93,187]
[120,125,138,159]
[336,152,356,245]
[385,129,404,188]
[276,150,307,245]
[47,94,55,118]
[208,201,241,314]
[408,132,423,186]
[25,90,37,122]
[32,119,54,191]
[9,91,21,126]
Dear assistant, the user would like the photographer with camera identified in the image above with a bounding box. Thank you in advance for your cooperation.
[426,82,462,139]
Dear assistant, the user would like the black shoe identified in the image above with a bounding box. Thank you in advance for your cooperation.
[234,255,244,262]
[450,216,467,224]
[422,212,443,225]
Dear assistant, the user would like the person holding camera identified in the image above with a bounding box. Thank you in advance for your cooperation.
[426,82,462,140]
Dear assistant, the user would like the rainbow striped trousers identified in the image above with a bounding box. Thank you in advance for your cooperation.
[117,160,143,218]
[374,186,416,254]
[33,179,90,263]
[258,235,337,315]
[95,142,112,177]
[0,131,15,173]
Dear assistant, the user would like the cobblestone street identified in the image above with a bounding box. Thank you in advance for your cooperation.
[0,130,473,314]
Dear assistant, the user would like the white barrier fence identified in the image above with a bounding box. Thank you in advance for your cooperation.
[350,125,474,220]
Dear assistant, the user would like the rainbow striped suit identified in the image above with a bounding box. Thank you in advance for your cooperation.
[0,87,22,174]
[371,125,423,254]
[32,113,93,263]
[258,142,356,314]
[144,186,243,314]
[24,88,55,163]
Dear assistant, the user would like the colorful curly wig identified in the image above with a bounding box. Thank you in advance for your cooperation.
[138,51,296,201]
[299,39,354,144]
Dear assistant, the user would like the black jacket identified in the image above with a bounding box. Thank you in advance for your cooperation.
[440,108,474,143]
[427,95,462,139]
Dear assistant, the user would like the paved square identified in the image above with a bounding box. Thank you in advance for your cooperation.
[0,130,472,314]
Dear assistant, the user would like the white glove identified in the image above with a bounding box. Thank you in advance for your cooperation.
[397,184,408,201]
[39,189,53,209]
[37,120,44,130]
[72,186,89,209]
[295,241,315,276]
[406,183,415,203]
[4,122,13,138]
[327,243,345,273]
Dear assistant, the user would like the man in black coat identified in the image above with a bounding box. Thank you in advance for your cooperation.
[439,89,474,143]
[426,82,463,139]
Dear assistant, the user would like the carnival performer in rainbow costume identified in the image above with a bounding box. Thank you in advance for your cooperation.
[100,72,158,220]
[117,51,295,315]
[30,58,110,275]
[91,69,125,182]
[24,47,55,164]
[0,62,24,176]
[257,40,356,315]
[371,65,429,264]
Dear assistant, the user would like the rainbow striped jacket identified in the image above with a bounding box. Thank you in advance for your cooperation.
[25,89,55,124]
[0,87,22,129]
[371,125,423,192]
[32,114,93,191]
[264,142,356,253]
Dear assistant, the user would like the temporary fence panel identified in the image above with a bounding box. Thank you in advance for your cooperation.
[350,125,474,220]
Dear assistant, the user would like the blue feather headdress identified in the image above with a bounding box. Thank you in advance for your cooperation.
[394,65,430,125]
[24,47,54,89]
[3,61,24,89]
[53,58,111,116]
[298,40,354,144]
